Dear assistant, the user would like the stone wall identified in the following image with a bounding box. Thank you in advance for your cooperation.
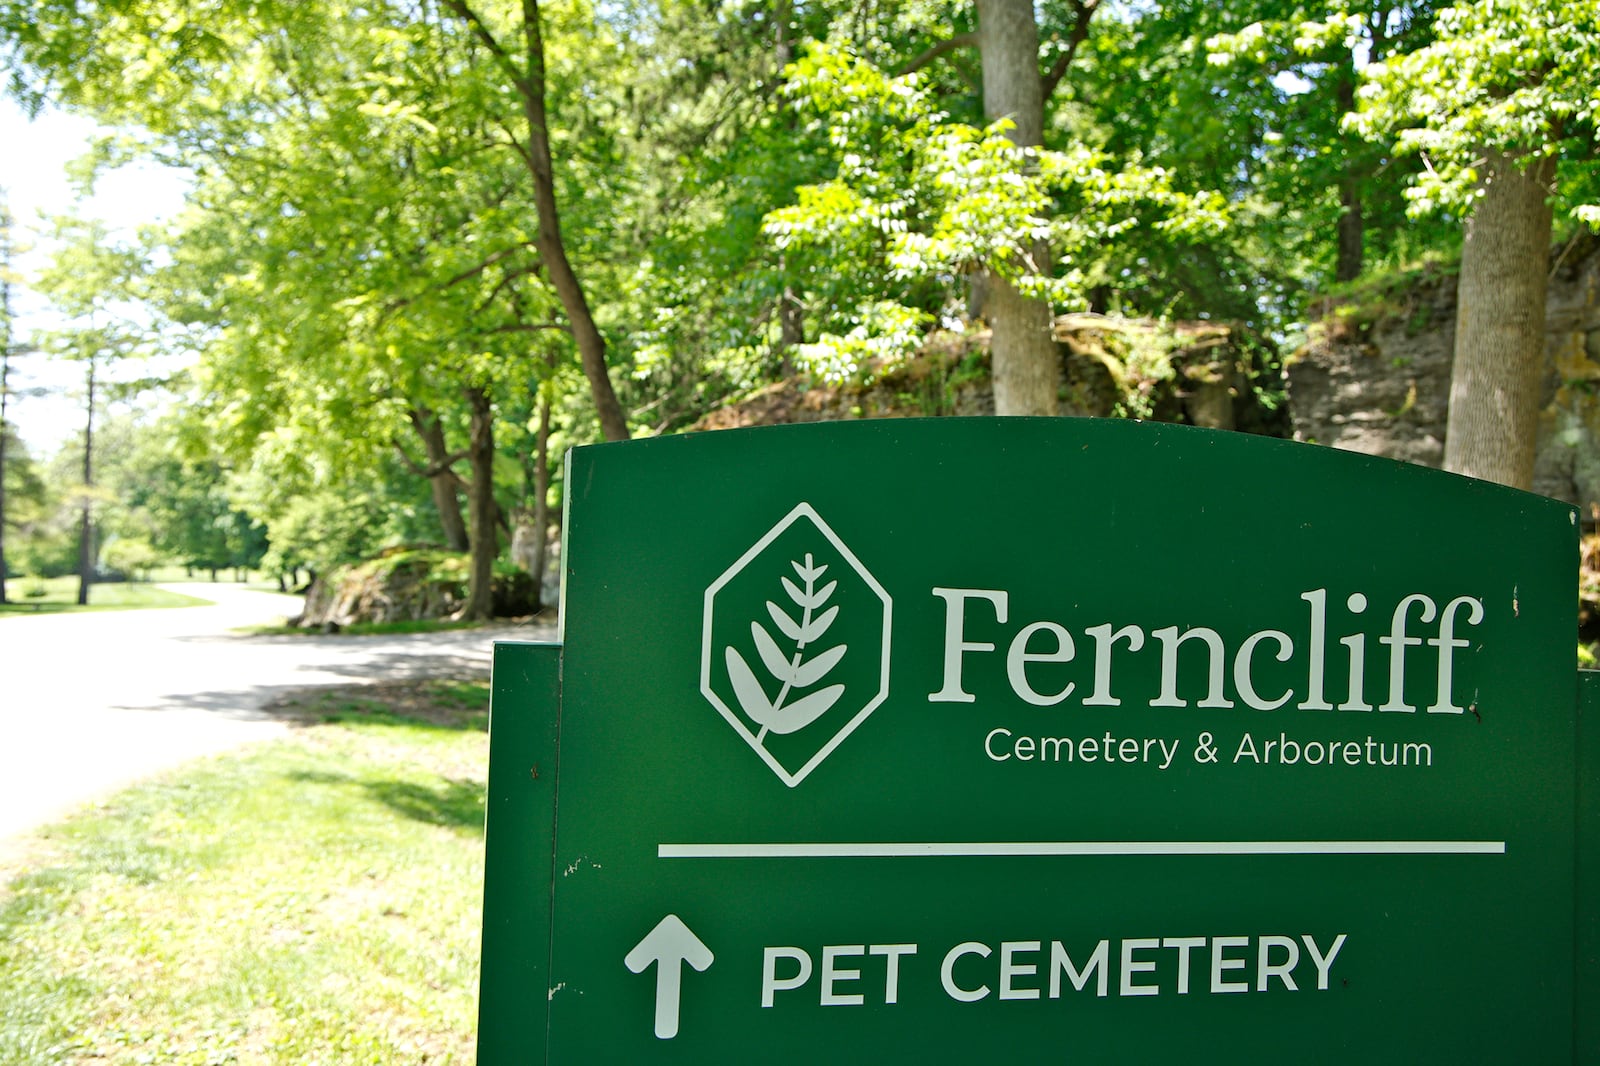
[1287,235,1600,510]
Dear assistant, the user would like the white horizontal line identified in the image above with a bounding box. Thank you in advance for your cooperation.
[658,841,1506,859]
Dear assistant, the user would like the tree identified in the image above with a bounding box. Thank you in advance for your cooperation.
[33,217,149,602]
[976,0,1064,415]
[764,46,1225,392]
[880,0,1103,414]
[592,0,837,431]
[438,0,630,442]
[0,191,14,599]
[1197,2,1446,286]
[1,0,622,618]
[124,445,266,580]
[1353,0,1600,488]
[1,426,49,578]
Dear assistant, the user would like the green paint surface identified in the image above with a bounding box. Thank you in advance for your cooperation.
[480,418,1583,1063]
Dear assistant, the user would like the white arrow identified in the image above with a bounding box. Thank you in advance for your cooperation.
[624,914,715,1039]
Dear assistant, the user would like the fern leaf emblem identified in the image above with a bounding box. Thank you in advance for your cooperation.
[725,553,847,744]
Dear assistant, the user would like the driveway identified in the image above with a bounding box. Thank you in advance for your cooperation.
[0,583,555,858]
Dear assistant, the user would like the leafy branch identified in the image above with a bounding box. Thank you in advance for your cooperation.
[725,553,847,745]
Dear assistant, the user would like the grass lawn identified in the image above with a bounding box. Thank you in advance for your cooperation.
[0,680,491,1064]
[0,577,214,617]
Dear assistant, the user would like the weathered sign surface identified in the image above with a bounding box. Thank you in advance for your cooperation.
[476,418,1595,1064]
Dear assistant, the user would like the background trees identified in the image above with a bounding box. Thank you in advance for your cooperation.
[1353,0,1600,488]
[0,0,1593,603]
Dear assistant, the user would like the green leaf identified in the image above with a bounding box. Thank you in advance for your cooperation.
[725,647,775,726]
[762,684,844,735]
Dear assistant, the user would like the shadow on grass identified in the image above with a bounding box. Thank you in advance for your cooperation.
[318,709,489,734]
[287,770,485,835]
[266,680,491,732]
[365,777,485,832]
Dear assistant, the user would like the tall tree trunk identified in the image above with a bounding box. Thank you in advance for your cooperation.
[774,0,794,69]
[462,386,498,621]
[0,348,9,605]
[1443,149,1555,489]
[76,354,96,606]
[509,0,627,443]
[1336,179,1364,284]
[0,206,11,605]
[1333,59,1364,283]
[978,0,1059,416]
[443,0,631,443]
[529,381,552,603]
[779,281,803,378]
[409,407,470,552]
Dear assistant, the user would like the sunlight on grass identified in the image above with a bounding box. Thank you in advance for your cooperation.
[0,703,489,1064]
[0,578,213,617]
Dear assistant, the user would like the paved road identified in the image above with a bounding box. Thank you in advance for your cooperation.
[0,583,554,855]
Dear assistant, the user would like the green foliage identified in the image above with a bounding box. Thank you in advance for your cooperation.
[1313,248,1462,331]
[790,302,934,385]
[91,416,266,575]
[1352,0,1600,222]
[1078,1,1452,312]
[764,44,1227,384]
[2,0,1582,513]
[1,428,51,574]
[98,536,160,578]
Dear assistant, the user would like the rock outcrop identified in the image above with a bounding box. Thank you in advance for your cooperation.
[293,548,538,627]
[695,315,1288,436]
[1288,235,1600,511]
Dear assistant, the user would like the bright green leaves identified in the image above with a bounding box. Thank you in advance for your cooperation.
[789,302,933,384]
[764,43,1227,385]
[1352,0,1600,222]
[1204,8,1366,67]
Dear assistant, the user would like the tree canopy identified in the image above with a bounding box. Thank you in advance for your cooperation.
[1,0,1593,600]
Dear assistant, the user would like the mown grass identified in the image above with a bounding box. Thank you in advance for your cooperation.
[0,577,214,617]
[0,680,491,1064]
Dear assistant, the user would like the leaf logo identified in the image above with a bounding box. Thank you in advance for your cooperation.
[725,553,848,744]
[701,504,893,787]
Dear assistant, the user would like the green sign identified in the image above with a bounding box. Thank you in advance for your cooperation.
[477,418,1597,1063]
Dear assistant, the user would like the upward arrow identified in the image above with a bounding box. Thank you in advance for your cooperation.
[624,914,715,1039]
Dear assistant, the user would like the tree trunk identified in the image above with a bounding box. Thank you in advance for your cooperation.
[978,0,1058,417]
[1332,59,1364,284]
[75,355,96,606]
[1443,149,1555,490]
[779,283,803,378]
[529,381,552,603]
[442,0,630,443]
[1335,179,1364,284]
[0,204,10,604]
[410,407,470,552]
[532,184,629,443]
[0,352,9,605]
[774,0,794,70]
[517,0,628,443]
[462,385,498,621]
[986,274,1059,416]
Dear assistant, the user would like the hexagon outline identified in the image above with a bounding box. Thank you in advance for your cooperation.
[700,502,893,787]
